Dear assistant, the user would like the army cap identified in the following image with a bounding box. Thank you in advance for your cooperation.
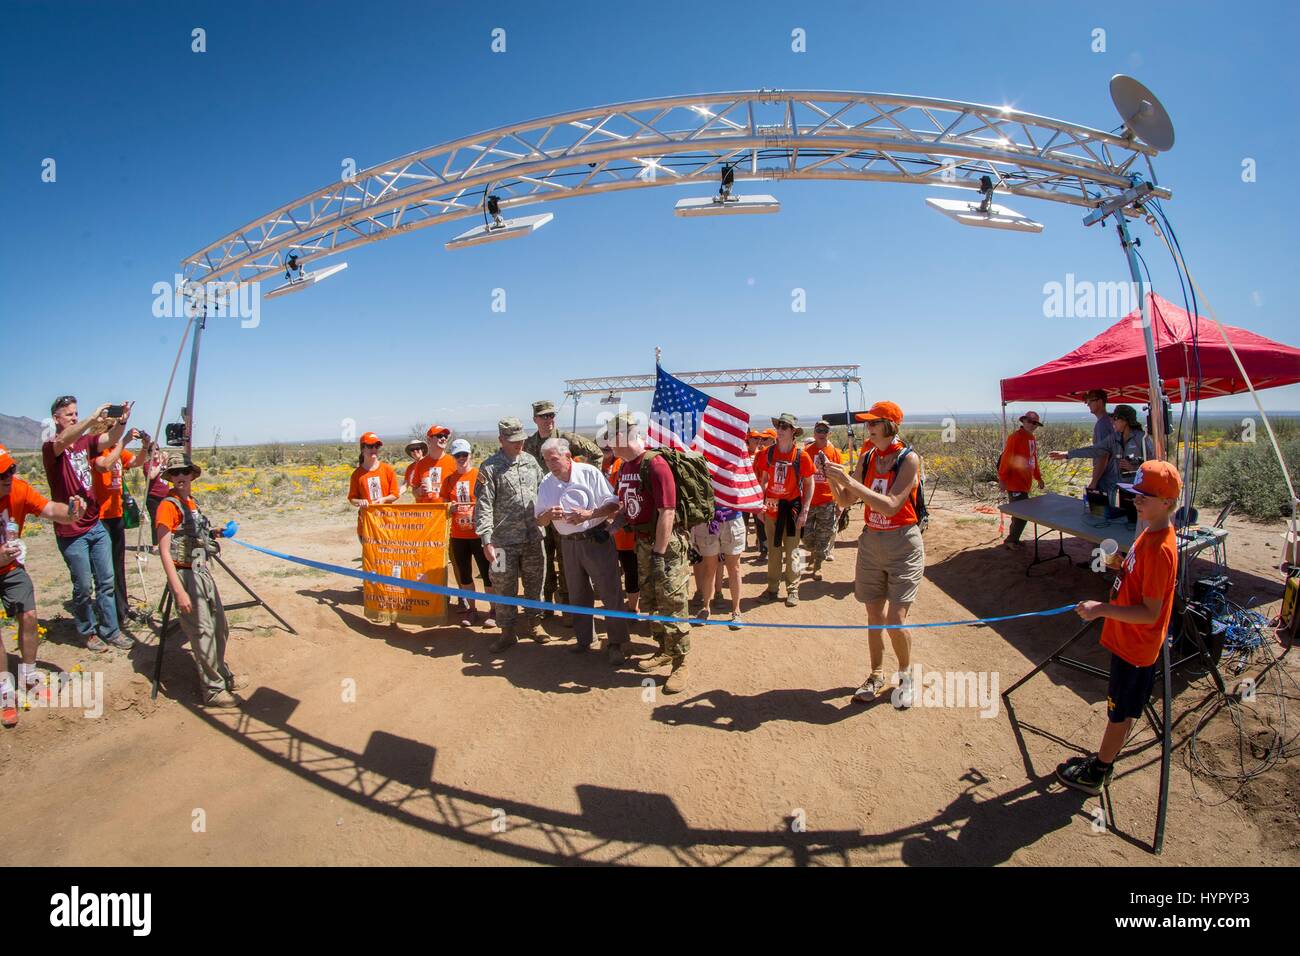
[605,411,639,444]
[531,399,557,417]
[498,417,527,441]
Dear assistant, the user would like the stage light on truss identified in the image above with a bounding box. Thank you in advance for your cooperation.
[674,161,780,217]
[445,212,554,250]
[808,381,833,395]
[264,261,349,299]
[734,385,757,398]
[600,392,622,405]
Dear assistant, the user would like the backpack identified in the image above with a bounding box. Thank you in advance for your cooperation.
[859,444,929,533]
[639,448,715,532]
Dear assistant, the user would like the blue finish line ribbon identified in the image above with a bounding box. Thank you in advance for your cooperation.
[228,537,1077,631]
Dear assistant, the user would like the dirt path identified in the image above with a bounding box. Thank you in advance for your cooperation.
[2,495,1295,865]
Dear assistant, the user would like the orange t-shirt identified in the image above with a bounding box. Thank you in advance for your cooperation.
[407,454,455,503]
[404,460,420,489]
[605,457,635,551]
[755,445,815,519]
[155,495,198,538]
[348,462,399,504]
[441,467,481,540]
[1,477,49,574]
[805,442,843,507]
[997,429,1041,493]
[857,441,919,531]
[92,449,135,520]
[1100,525,1178,667]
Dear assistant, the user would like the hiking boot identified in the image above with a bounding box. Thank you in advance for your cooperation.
[201,690,241,709]
[606,643,627,665]
[663,660,690,695]
[85,635,110,653]
[761,588,780,602]
[224,672,250,692]
[785,590,799,607]
[1056,755,1112,796]
[520,616,549,643]
[689,595,705,614]
[569,641,593,654]
[559,612,575,628]
[104,631,134,650]
[490,627,518,654]
[728,613,744,631]
[810,560,823,581]
[636,651,674,673]
[852,673,886,704]
[691,606,710,628]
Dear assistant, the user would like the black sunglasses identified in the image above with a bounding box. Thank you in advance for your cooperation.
[362,443,382,450]
[537,413,556,420]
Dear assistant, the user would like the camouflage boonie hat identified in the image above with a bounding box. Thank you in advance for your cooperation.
[160,451,202,479]
[770,412,805,437]
[531,399,557,416]
[498,417,527,441]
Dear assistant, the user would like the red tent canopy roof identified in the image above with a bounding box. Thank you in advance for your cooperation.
[1000,293,1300,405]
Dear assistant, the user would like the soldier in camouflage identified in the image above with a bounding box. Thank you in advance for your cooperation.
[474,417,549,653]
[523,399,603,623]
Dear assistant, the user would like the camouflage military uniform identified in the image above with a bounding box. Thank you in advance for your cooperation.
[523,428,603,606]
[803,502,838,562]
[636,532,691,660]
[474,449,545,630]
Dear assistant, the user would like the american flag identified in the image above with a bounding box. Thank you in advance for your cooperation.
[647,365,765,511]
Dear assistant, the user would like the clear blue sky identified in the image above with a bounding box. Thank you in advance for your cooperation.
[2,0,1297,443]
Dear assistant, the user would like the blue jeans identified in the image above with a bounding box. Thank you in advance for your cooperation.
[55,521,120,640]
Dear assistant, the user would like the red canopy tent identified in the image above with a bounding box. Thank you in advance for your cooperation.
[1000,293,1300,405]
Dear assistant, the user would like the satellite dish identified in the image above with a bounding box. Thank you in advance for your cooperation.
[1110,75,1175,152]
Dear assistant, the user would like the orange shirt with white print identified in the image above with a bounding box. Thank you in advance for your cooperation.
[441,467,481,540]
[92,448,135,520]
[1,477,49,574]
[997,429,1041,494]
[806,442,843,507]
[408,454,455,503]
[857,441,919,531]
[1100,524,1178,667]
[755,445,815,520]
[348,462,399,504]
[605,457,636,551]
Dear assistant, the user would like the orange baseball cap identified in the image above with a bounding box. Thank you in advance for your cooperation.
[1120,460,1183,500]
[761,428,778,440]
[359,432,383,446]
[426,424,451,438]
[855,401,904,424]
[0,444,15,473]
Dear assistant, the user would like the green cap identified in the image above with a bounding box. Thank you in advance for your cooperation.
[532,399,557,417]
[498,417,527,441]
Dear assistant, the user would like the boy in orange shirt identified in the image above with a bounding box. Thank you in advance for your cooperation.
[997,410,1045,547]
[406,425,454,503]
[1057,460,1182,795]
[754,413,816,606]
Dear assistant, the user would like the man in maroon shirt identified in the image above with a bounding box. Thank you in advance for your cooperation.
[41,395,134,652]
[609,411,692,694]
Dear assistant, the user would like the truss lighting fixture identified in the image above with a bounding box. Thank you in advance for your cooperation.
[600,392,622,405]
[264,261,349,299]
[734,385,757,398]
[808,381,833,395]
[675,161,780,218]
[925,174,1043,234]
[445,212,554,250]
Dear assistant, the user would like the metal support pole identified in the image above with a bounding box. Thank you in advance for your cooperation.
[841,379,856,454]
[182,298,207,459]
[1116,216,1167,460]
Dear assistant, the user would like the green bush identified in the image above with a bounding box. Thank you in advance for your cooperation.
[1197,438,1300,521]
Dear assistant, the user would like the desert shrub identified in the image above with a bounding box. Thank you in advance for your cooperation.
[1197,437,1300,520]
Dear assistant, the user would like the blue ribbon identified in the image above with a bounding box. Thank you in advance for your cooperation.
[228,537,1077,631]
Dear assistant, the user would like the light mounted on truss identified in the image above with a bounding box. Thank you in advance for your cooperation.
[445,186,554,250]
[674,161,780,218]
[925,174,1044,234]
[263,251,349,300]
[808,381,833,394]
[734,385,757,398]
[600,391,622,405]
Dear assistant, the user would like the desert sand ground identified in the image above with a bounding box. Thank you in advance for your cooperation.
[2,491,1296,866]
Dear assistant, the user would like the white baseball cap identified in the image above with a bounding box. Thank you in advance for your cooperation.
[449,438,472,456]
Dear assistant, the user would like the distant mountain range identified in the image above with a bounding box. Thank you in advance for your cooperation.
[0,414,44,450]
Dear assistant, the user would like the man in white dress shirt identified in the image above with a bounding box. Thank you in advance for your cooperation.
[534,437,630,663]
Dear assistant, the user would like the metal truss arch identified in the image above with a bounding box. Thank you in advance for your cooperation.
[182,89,1172,286]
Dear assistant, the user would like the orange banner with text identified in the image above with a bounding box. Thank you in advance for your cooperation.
[360,503,449,624]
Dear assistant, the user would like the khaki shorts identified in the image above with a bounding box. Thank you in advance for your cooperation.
[853,524,925,606]
[691,516,746,557]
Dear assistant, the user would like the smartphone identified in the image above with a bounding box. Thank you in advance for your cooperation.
[106,404,127,418]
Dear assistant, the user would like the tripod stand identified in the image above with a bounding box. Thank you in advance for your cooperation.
[1001,595,1228,854]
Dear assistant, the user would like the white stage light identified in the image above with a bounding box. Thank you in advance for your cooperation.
[734,385,757,398]
[808,382,833,395]
[600,392,622,405]
[925,197,1043,234]
[675,195,780,218]
[264,262,349,299]
[444,212,554,250]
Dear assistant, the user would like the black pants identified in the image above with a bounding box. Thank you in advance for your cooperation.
[754,513,767,552]
[1007,491,1030,543]
[100,516,130,621]
[147,495,165,545]
[450,536,492,593]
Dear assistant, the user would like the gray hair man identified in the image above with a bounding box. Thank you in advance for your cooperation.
[524,399,604,623]
[534,437,630,663]
[475,417,549,653]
